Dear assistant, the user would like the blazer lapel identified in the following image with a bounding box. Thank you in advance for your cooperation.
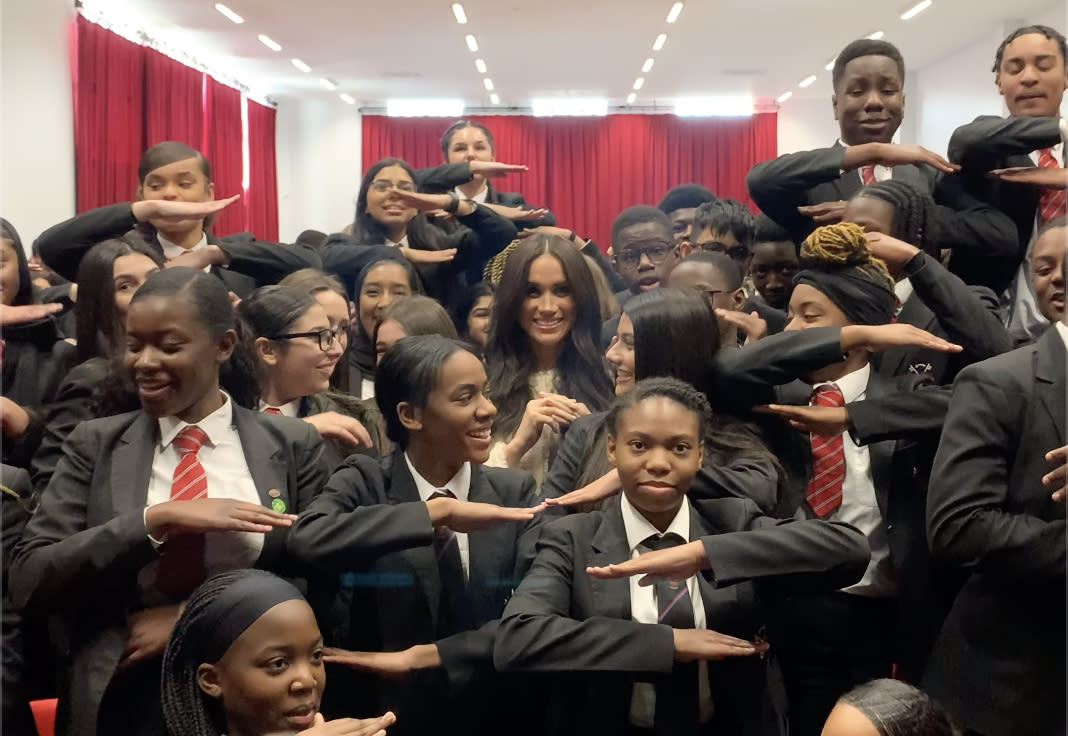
[876,293,935,377]
[232,407,290,507]
[465,467,513,620]
[110,413,157,518]
[384,453,442,631]
[588,497,633,622]
[1034,329,1067,446]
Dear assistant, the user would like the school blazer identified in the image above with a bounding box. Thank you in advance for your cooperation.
[34,203,321,299]
[745,141,1019,293]
[948,114,1064,287]
[8,407,329,736]
[493,495,869,736]
[925,326,1066,736]
[288,450,551,736]
[416,162,557,227]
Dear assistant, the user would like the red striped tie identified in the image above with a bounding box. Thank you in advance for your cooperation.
[859,165,877,187]
[805,385,846,517]
[1037,148,1066,225]
[156,425,209,598]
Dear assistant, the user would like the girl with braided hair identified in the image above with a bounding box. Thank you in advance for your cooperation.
[161,569,394,736]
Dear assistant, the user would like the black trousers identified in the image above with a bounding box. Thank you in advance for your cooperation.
[770,591,897,736]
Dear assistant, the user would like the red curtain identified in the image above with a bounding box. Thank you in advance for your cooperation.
[361,113,777,249]
[246,100,279,241]
[205,79,246,236]
[72,14,146,211]
[143,48,205,150]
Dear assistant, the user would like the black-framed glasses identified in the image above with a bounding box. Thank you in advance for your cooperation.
[270,326,341,351]
[615,241,675,267]
[370,179,416,193]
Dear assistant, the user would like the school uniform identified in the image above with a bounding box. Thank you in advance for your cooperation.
[2,465,40,736]
[416,162,557,228]
[259,390,388,470]
[948,115,1068,343]
[288,450,551,736]
[33,203,321,299]
[493,494,869,736]
[8,397,329,736]
[925,325,1066,736]
[745,141,1019,293]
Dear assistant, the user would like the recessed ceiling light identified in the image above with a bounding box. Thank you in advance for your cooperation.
[475,58,487,73]
[633,77,645,90]
[626,92,637,105]
[257,34,281,52]
[387,99,465,117]
[777,91,793,103]
[666,2,684,23]
[532,98,608,117]
[214,3,244,24]
[799,75,817,88]
[320,78,337,90]
[465,34,479,52]
[642,58,654,73]
[452,3,467,24]
[490,93,500,105]
[824,57,836,71]
[900,0,932,20]
[291,58,310,73]
[483,78,494,90]
[868,30,885,40]
[339,93,355,105]
[653,33,667,51]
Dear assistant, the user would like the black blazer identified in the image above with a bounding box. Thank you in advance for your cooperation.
[493,495,869,736]
[948,114,1064,288]
[2,466,39,736]
[9,407,329,736]
[288,451,551,736]
[745,142,1019,293]
[925,327,1066,736]
[34,203,322,299]
[416,162,557,228]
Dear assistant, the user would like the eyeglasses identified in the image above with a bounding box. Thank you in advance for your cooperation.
[695,241,751,261]
[270,326,342,351]
[615,242,675,267]
[370,179,416,193]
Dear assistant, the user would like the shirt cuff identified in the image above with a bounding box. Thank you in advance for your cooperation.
[144,506,167,552]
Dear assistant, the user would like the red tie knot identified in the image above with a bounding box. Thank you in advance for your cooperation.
[173,425,209,455]
[811,384,845,408]
[1038,148,1059,168]
[264,407,282,415]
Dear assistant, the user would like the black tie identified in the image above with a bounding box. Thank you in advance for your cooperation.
[429,490,471,636]
[641,532,700,736]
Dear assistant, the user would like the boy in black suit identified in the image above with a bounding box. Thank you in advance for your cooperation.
[288,335,549,736]
[948,25,1068,344]
[924,218,1067,736]
[746,39,1017,291]
[658,184,718,247]
[496,377,869,736]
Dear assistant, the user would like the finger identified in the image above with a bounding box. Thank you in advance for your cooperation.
[1042,466,1067,488]
[1052,486,1067,502]
[1045,446,1068,463]
[352,423,373,447]
[925,153,960,174]
[715,309,759,331]
[752,404,801,418]
[811,211,842,224]
[516,229,534,239]
[586,561,638,579]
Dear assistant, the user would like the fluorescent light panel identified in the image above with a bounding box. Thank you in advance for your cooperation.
[642,58,654,73]
[674,96,754,117]
[666,2,684,23]
[626,92,637,104]
[653,33,667,51]
[465,34,478,52]
[531,98,608,117]
[339,93,355,105]
[868,30,885,40]
[320,77,337,90]
[452,3,468,23]
[291,58,310,73]
[475,58,487,73]
[483,78,494,90]
[633,77,645,90]
[386,99,465,117]
[258,34,281,51]
[799,75,817,88]
[900,0,932,20]
[214,3,244,24]
[824,57,836,71]
[777,91,793,103]
[489,93,500,105]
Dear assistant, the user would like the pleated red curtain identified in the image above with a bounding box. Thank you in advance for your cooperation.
[361,113,777,248]
[246,100,279,241]
[143,48,206,150]
[205,79,246,237]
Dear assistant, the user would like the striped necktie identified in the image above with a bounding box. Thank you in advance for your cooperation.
[156,425,209,598]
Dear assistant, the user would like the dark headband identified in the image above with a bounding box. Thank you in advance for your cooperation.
[794,267,894,326]
[191,574,304,664]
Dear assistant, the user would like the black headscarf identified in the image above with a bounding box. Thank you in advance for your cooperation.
[793,264,895,326]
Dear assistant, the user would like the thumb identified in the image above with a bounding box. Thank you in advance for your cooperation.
[313,712,325,726]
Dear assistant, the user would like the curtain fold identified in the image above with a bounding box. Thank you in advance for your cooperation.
[361,113,777,249]
[205,79,245,237]
[143,48,205,149]
[246,100,279,241]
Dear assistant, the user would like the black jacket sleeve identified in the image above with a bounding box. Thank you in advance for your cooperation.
[746,146,846,241]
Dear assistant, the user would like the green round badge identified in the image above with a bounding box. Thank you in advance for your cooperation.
[271,498,287,514]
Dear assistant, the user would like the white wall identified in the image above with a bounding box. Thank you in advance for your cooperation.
[777,97,839,154]
[275,98,363,243]
[0,0,76,249]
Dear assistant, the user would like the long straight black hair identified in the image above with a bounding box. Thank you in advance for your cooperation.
[353,157,451,252]
[486,233,613,439]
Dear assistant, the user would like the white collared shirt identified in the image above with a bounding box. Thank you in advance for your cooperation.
[1007,141,1065,343]
[404,453,472,579]
[1056,321,1068,352]
[384,234,410,249]
[894,278,914,317]
[139,393,263,605]
[158,232,211,272]
[258,398,301,418]
[620,494,713,727]
[453,184,489,204]
[837,139,892,183]
[808,364,895,597]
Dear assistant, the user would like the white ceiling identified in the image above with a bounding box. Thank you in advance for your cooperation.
[89,0,1061,108]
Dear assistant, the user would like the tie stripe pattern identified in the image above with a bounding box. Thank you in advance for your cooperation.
[264,406,282,415]
[170,426,209,502]
[859,165,877,187]
[1037,148,1066,225]
[156,425,209,598]
[805,385,846,517]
